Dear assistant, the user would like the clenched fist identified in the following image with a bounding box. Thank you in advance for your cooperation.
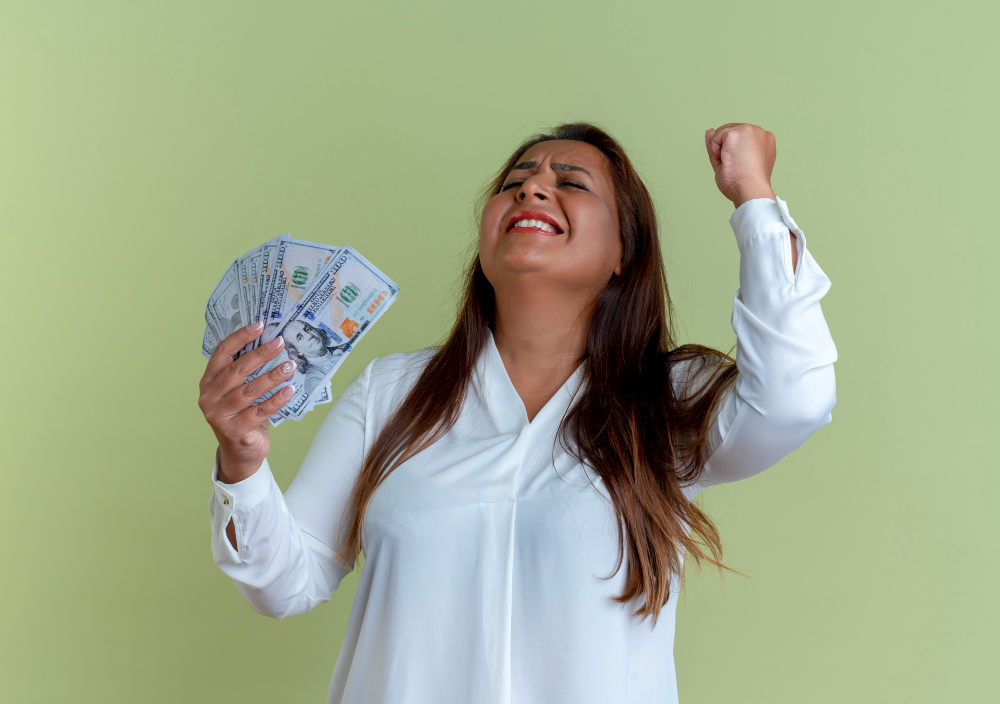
[705,123,777,209]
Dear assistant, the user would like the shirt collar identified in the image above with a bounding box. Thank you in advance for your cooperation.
[472,327,587,434]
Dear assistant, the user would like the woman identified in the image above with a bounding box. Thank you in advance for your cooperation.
[198,122,837,703]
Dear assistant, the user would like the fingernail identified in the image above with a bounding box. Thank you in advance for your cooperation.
[247,320,264,332]
[280,361,295,375]
[280,385,295,398]
[268,335,284,350]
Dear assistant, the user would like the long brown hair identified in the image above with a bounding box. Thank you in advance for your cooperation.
[332,122,739,627]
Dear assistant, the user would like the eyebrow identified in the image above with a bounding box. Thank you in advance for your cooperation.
[509,160,593,178]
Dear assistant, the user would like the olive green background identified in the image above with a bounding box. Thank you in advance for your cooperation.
[2,1,996,701]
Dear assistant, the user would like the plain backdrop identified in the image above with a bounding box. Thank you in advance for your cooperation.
[2,1,997,702]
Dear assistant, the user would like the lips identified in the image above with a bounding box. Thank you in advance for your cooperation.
[506,210,564,234]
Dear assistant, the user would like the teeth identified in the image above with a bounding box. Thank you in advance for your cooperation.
[513,219,557,233]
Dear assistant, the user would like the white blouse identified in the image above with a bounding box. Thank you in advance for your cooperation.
[208,196,838,704]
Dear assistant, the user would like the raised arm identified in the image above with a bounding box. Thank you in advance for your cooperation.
[695,195,837,489]
[686,124,837,490]
[207,358,375,619]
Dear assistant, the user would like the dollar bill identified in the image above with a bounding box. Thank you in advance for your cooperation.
[202,294,223,358]
[201,317,219,359]
[249,249,262,320]
[248,246,398,425]
[237,247,261,355]
[248,383,331,425]
[248,248,266,352]
[261,238,341,347]
[299,382,332,415]
[207,260,244,342]
[252,240,280,351]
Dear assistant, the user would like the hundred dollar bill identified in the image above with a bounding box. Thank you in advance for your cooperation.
[203,284,223,342]
[315,382,332,406]
[276,380,332,421]
[261,238,341,347]
[308,381,333,409]
[237,250,253,325]
[236,252,252,353]
[203,263,235,357]
[249,249,263,320]
[281,247,398,420]
[201,317,219,359]
[248,380,332,425]
[204,307,221,342]
[247,248,266,352]
[204,259,235,346]
[296,382,331,411]
[202,292,224,358]
[249,246,398,425]
[237,247,261,355]
[207,260,245,343]
[251,240,280,351]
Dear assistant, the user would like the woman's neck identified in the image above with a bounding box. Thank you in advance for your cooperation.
[492,287,592,421]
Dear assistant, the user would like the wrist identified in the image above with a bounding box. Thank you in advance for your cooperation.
[217,447,263,484]
[731,182,776,209]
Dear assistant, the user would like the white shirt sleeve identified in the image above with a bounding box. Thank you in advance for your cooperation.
[208,358,375,619]
[695,196,838,490]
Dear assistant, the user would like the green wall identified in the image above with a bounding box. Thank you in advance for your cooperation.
[3,1,996,701]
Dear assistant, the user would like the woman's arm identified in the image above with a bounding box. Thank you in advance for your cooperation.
[208,358,375,619]
[694,195,838,489]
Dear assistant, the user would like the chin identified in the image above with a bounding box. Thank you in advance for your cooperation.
[495,248,559,274]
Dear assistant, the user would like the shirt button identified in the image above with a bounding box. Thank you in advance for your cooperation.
[223,498,229,505]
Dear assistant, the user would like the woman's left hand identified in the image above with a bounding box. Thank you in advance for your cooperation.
[705,123,777,208]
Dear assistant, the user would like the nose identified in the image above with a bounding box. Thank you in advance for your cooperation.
[517,173,549,202]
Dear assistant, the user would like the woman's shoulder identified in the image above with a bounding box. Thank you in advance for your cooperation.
[364,345,441,403]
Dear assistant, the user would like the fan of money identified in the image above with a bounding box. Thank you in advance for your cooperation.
[202,235,399,427]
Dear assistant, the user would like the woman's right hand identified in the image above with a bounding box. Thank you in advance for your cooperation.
[198,321,297,483]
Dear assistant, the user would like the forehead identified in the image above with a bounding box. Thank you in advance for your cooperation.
[517,139,609,174]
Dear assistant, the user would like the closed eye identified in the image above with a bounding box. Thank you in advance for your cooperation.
[500,179,589,192]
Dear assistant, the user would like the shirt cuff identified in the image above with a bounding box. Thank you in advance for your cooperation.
[728,195,806,248]
[210,448,273,513]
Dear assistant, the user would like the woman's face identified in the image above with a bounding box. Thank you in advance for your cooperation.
[479,139,622,295]
[285,320,324,357]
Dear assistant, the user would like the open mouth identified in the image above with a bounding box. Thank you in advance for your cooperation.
[506,211,564,235]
